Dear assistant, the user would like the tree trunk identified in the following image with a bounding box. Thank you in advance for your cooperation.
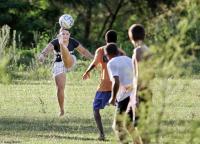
[97,14,111,40]
[84,4,92,40]
[107,0,124,30]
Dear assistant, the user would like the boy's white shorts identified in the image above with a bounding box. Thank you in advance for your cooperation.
[52,55,76,77]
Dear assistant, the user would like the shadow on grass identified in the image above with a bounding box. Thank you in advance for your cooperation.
[161,119,199,127]
[0,116,113,140]
[12,80,53,85]
[0,140,21,144]
[156,119,200,138]
[36,134,111,142]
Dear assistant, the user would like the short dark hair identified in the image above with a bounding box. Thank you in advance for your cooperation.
[129,24,145,41]
[105,43,119,56]
[105,30,117,43]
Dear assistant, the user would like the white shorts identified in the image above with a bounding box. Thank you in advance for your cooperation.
[52,55,76,77]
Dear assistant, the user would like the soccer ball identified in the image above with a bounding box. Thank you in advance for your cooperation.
[59,14,74,29]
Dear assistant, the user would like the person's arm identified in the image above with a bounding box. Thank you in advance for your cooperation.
[134,47,149,81]
[82,49,100,80]
[118,48,126,56]
[134,48,139,80]
[76,44,94,59]
[135,47,148,62]
[133,56,138,93]
[132,48,140,107]
[107,62,119,106]
[38,43,54,63]
[109,76,120,105]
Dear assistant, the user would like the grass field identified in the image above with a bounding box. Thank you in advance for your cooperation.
[0,71,200,144]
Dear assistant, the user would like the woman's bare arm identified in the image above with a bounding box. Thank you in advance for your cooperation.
[76,44,94,59]
[38,43,54,63]
[118,48,126,55]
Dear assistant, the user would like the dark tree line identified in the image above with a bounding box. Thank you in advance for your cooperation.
[0,0,178,48]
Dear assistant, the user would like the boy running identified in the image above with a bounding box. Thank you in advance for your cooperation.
[82,30,125,140]
[106,43,143,144]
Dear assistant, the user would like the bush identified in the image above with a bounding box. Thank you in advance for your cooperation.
[146,0,200,77]
[16,49,35,68]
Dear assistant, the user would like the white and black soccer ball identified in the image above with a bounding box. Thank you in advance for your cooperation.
[59,14,74,29]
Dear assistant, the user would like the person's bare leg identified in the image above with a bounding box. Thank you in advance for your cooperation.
[125,106,143,144]
[58,30,74,68]
[133,128,143,144]
[112,110,129,144]
[94,109,105,140]
[60,45,74,68]
[125,117,143,144]
[55,73,66,116]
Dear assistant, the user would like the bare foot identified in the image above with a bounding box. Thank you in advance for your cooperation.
[59,110,64,117]
[98,135,105,141]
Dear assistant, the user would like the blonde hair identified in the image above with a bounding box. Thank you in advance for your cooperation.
[59,27,69,33]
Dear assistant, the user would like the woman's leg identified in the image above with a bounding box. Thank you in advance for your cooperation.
[60,45,74,68]
[55,73,66,116]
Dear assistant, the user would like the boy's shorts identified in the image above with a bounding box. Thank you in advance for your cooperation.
[52,55,76,77]
[93,91,111,110]
[116,96,132,117]
[116,96,137,126]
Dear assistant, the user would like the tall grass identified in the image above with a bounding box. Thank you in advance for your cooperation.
[0,25,10,57]
[0,25,12,83]
[0,0,200,143]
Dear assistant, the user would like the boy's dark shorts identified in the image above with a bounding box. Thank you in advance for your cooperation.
[116,96,138,126]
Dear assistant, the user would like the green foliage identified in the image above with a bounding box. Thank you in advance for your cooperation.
[135,1,200,142]
[0,0,200,143]
[0,0,62,46]
[146,0,200,77]
[0,0,178,49]
[16,49,35,67]
[27,62,52,80]
[34,32,53,53]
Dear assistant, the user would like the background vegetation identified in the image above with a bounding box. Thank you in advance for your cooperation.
[0,0,199,143]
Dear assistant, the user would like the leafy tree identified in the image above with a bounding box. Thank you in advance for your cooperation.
[0,0,178,49]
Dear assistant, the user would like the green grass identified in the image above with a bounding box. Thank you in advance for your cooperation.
[151,79,200,144]
[0,72,200,144]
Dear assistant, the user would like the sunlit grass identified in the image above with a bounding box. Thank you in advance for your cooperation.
[0,75,199,143]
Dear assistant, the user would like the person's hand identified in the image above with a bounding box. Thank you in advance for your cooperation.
[109,97,116,106]
[82,71,90,80]
[38,53,45,63]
